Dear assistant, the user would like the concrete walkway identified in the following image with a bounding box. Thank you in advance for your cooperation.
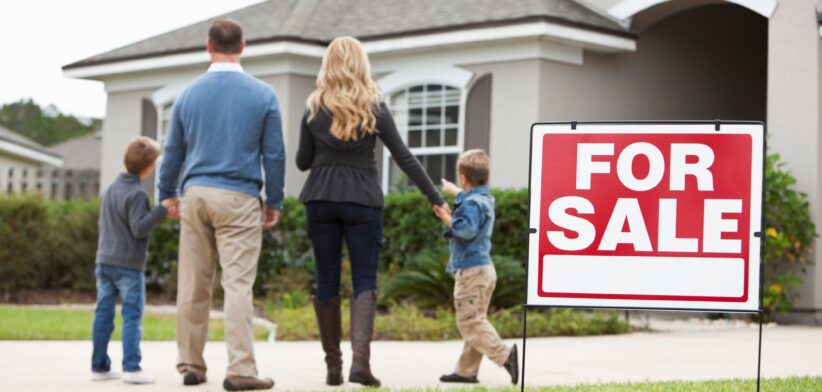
[0,323,820,391]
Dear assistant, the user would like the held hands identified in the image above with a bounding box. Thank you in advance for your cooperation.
[432,204,453,228]
[162,197,180,221]
[262,206,280,229]
[441,179,462,196]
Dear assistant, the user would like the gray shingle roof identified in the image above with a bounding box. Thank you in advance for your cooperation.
[49,132,101,170]
[0,125,61,159]
[65,0,629,69]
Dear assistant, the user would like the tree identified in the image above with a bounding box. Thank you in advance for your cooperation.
[0,99,101,146]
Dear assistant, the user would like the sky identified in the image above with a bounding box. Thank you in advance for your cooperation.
[0,0,264,119]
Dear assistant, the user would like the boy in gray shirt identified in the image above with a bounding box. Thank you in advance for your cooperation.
[91,136,171,384]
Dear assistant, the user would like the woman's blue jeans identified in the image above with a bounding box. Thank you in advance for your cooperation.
[306,201,383,304]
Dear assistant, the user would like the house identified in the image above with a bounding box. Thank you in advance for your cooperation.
[63,0,822,323]
[0,125,63,194]
[49,132,102,171]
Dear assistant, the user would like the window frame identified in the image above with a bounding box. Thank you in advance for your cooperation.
[381,81,467,192]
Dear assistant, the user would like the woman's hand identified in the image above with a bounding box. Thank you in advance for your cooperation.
[433,204,453,228]
[441,179,462,196]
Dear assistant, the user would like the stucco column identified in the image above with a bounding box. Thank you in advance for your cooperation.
[766,0,822,323]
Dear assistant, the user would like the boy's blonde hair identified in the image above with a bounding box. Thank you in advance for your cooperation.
[124,136,161,175]
[457,149,490,186]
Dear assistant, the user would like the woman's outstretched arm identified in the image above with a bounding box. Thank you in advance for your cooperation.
[376,103,445,206]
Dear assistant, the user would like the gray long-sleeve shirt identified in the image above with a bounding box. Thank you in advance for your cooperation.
[96,173,167,271]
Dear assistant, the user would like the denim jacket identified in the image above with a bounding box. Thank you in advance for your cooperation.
[444,186,495,273]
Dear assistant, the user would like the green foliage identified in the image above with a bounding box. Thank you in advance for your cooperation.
[44,199,99,290]
[381,250,525,309]
[763,153,817,317]
[0,195,48,296]
[381,192,449,267]
[0,99,100,146]
[268,301,628,341]
[0,197,100,296]
[380,190,529,268]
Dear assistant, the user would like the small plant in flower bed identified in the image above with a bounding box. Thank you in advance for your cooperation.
[265,298,628,341]
[762,153,817,317]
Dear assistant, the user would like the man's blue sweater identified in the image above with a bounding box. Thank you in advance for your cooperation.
[158,64,285,209]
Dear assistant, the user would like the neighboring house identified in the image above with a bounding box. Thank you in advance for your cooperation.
[64,0,822,323]
[0,125,63,194]
[49,132,102,171]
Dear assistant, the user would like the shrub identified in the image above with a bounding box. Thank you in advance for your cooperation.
[44,199,99,290]
[381,249,525,309]
[0,195,48,297]
[267,301,628,341]
[763,153,817,316]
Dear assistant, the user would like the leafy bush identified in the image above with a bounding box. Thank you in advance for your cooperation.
[44,199,99,290]
[0,195,48,297]
[267,301,628,341]
[381,249,525,309]
[763,153,817,316]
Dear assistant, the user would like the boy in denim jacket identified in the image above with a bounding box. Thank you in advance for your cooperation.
[433,149,518,385]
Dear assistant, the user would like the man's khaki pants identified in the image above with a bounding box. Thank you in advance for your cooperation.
[176,186,262,377]
[453,264,511,377]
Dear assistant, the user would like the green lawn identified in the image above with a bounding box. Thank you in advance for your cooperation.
[0,306,269,341]
[392,377,821,391]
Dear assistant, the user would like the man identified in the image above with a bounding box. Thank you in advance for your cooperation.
[158,19,284,391]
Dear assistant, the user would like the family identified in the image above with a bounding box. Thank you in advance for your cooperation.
[90,19,518,391]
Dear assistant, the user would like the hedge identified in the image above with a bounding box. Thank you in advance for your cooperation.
[0,189,529,299]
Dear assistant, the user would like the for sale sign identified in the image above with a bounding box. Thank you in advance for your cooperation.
[526,123,763,311]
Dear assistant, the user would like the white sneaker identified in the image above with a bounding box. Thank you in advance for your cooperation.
[92,371,120,381]
[123,370,156,384]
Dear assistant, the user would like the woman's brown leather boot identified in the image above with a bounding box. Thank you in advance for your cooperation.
[348,291,381,387]
[312,296,344,385]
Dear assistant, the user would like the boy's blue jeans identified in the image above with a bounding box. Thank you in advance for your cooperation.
[91,263,145,373]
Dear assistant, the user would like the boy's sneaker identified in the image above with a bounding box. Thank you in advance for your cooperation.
[440,373,479,383]
[123,370,156,384]
[503,344,519,385]
[92,371,120,382]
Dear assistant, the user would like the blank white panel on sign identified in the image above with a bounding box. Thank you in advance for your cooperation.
[542,255,744,298]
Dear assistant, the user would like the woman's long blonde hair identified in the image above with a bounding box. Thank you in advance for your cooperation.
[307,36,383,141]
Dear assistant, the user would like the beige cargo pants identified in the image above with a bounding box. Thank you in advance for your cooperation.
[453,264,511,377]
[176,186,262,377]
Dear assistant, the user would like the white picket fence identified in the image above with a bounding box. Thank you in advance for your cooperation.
[0,165,99,200]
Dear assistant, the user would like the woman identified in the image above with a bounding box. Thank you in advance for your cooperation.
[296,36,445,387]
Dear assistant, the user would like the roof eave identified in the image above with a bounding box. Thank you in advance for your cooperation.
[0,139,64,167]
[63,17,636,80]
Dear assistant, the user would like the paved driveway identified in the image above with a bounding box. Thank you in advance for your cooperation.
[0,323,820,391]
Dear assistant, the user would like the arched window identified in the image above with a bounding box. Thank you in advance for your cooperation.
[384,83,463,190]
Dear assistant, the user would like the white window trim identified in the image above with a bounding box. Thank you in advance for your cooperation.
[608,0,778,20]
[380,81,468,193]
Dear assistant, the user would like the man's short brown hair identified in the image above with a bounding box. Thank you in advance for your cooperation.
[457,149,490,186]
[209,19,243,54]
[124,136,161,175]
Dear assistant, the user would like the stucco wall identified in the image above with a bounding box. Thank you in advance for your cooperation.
[259,73,315,197]
[767,0,822,322]
[539,4,767,123]
[462,60,541,189]
[100,88,154,190]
